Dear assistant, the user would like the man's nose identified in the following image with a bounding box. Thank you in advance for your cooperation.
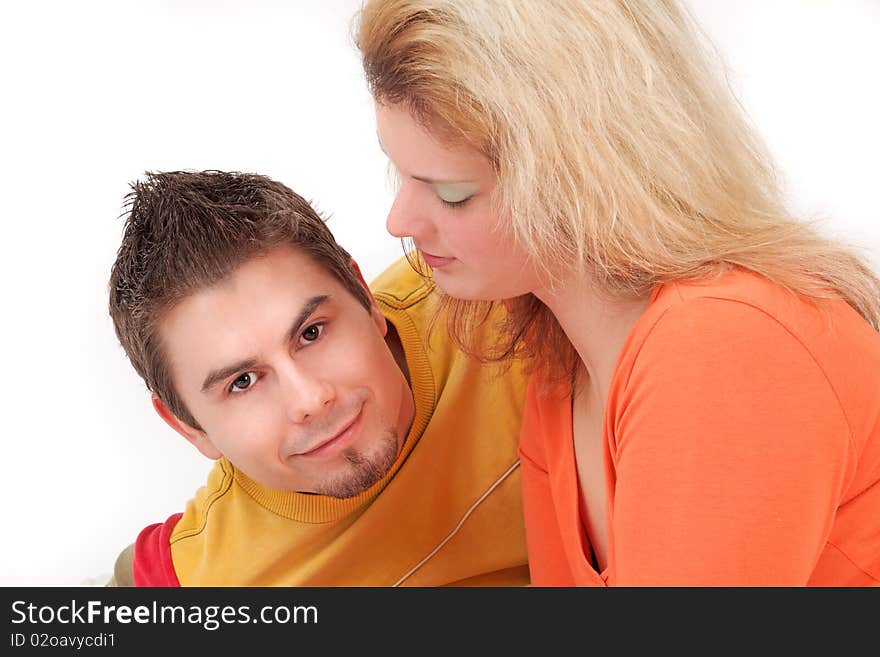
[279,364,335,424]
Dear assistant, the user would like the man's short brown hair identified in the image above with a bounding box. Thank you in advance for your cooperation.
[108,170,372,430]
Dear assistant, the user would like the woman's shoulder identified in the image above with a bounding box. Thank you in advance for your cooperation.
[613,267,880,508]
[645,267,878,355]
[622,267,880,453]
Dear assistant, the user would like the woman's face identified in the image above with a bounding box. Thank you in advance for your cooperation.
[375,102,544,301]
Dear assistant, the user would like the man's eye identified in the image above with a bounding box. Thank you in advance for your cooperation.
[301,323,324,343]
[229,372,256,394]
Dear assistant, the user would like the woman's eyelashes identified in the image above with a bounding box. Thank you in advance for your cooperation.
[439,197,470,209]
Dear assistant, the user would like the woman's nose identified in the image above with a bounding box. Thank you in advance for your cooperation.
[386,184,429,240]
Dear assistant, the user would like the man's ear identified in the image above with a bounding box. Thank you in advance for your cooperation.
[151,393,222,460]
[350,258,388,337]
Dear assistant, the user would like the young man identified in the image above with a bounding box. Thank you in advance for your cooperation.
[107,170,528,586]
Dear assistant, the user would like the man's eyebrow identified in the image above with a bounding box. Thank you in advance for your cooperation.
[284,295,331,344]
[201,358,259,394]
[200,295,331,394]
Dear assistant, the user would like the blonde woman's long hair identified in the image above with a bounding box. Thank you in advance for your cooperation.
[357,0,880,381]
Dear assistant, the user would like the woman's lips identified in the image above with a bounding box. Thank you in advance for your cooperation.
[295,407,364,458]
[420,251,455,268]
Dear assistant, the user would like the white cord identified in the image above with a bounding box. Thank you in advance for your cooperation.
[392,459,521,587]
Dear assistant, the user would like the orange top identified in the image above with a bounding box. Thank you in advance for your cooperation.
[519,268,880,586]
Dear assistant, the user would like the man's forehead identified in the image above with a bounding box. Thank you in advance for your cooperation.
[171,247,339,314]
[159,248,345,379]
[220,245,337,290]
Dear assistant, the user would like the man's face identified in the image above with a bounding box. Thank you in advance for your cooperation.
[157,245,415,498]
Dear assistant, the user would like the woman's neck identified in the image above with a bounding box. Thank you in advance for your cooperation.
[534,276,652,404]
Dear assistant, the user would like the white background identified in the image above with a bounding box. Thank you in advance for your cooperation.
[1,0,877,586]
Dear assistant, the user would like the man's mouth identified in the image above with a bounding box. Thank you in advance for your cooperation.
[292,406,364,457]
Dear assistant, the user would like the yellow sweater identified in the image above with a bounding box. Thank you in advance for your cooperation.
[129,258,529,586]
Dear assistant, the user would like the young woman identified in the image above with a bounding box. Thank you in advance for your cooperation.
[356,0,880,585]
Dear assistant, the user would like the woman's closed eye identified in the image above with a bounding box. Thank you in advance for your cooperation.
[435,183,477,208]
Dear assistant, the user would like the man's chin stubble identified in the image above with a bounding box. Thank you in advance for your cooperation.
[314,428,400,499]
